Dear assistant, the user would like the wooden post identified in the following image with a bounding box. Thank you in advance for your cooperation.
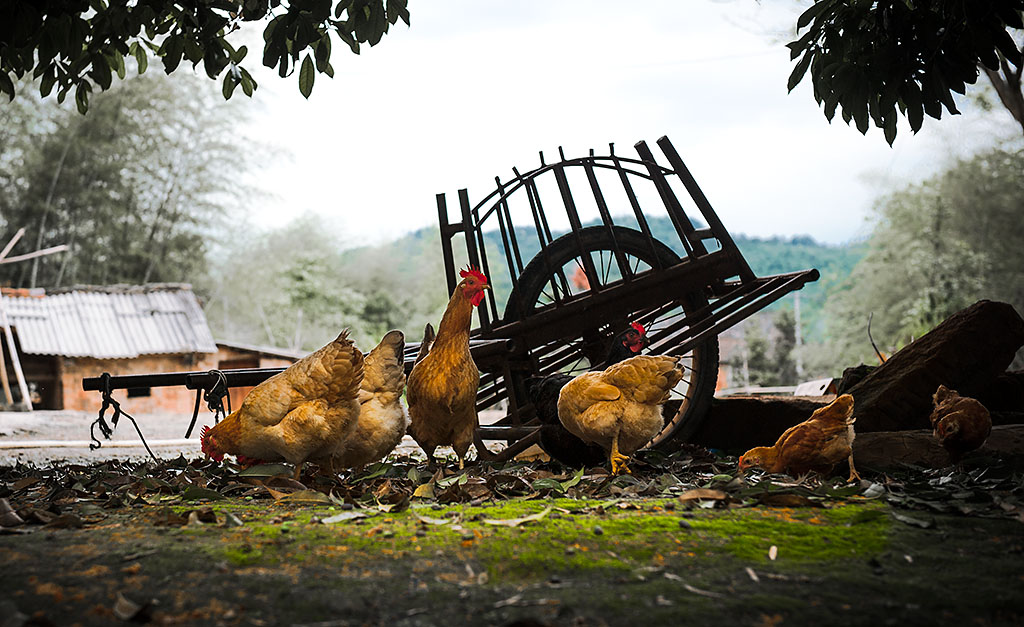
[0,338,12,405]
[0,299,32,411]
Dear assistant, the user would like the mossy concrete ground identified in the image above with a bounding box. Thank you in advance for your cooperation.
[2,495,1022,626]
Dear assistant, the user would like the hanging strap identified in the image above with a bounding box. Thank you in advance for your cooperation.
[89,372,158,464]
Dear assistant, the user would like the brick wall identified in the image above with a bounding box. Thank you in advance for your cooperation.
[59,349,300,415]
[61,353,218,414]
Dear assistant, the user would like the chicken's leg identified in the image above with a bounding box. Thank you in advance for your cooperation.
[292,462,303,482]
[609,430,630,475]
[846,453,861,483]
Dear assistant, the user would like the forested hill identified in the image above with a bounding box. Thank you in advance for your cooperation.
[341,216,863,341]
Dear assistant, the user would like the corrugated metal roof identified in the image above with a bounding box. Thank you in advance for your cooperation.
[0,284,218,358]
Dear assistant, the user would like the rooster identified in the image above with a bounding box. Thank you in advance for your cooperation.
[738,394,860,482]
[929,385,991,464]
[407,266,490,468]
[528,322,649,467]
[200,330,364,480]
[557,354,683,474]
[331,330,409,470]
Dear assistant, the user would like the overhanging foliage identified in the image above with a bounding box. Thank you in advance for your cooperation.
[0,0,410,112]
[788,0,1024,144]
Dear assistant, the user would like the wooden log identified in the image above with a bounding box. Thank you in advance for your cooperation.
[682,395,830,452]
[848,300,1024,433]
[853,424,1024,471]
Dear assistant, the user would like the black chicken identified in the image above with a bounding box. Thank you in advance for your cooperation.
[526,323,649,467]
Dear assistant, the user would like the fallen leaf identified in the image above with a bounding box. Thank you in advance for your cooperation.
[180,487,225,502]
[678,488,728,502]
[11,477,40,492]
[768,545,778,561]
[0,499,25,527]
[483,506,552,527]
[682,583,725,598]
[412,483,436,500]
[43,514,83,529]
[414,514,451,526]
[276,490,332,506]
[322,511,371,524]
[112,592,153,621]
[237,464,294,478]
[891,512,935,529]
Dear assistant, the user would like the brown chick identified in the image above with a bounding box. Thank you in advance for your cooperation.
[929,384,991,464]
[200,330,364,480]
[331,330,409,470]
[739,394,860,482]
[556,354,683,475]
[407,266,490,468]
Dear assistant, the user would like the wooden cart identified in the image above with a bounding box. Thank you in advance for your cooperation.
[84,135,817,461]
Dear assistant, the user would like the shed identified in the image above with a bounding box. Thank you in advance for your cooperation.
[0,284,300,414]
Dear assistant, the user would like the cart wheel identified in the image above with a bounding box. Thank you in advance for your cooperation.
[503,226,719,451]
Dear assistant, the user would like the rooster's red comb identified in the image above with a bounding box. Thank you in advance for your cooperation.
[631,322,646,336]
[459,265,488,284]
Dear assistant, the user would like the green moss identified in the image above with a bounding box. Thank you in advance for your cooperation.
[689,503,889,562]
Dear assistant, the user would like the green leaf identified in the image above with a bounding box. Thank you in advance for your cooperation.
[134,43,148,72]
[181,486,225,501]
[74,80,90,114]
[110,51,126,80]
[314,33,331,72]
[89,53,112,89]
[796,0,831,30]
[0,71,14,101]
[236,463,291,477]
[39,68,56,97]
[882,111,897,146]
[787,52,813,92]
[561,467,585,491]
[162,35,184,73]
[239,67,256,96]
[298,53,315,98]
[233,44,248,63]
[531,478,565,493]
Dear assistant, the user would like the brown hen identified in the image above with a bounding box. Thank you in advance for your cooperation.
[331,330,409,470]
[929,385,991,464]
[406,266,489,468]
[200,330,364,479]
[556,354,683,475]
[739,393,860,482]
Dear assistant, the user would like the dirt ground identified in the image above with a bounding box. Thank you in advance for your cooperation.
[1,411,1023,626]
[0,410,439,466]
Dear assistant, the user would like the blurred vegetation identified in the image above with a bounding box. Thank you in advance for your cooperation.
[823,145,1024,369]
[0,72,255,288]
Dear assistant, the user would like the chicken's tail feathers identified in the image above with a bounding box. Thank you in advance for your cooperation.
[414,323,435,365]
[326,330,365,401]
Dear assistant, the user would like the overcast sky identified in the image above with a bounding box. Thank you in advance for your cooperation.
[235,0,1013,246]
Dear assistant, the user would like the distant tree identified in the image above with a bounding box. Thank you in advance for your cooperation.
[772,308,798,385]
[0,72,253,288]
[788,1,1024,144]
[824,146,1024,367]
[0,0,409,112]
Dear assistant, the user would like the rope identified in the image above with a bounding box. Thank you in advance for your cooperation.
[203,369,230,424]
[184,388,203,439]
[89,372,158,464]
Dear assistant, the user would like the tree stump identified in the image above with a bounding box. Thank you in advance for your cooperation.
[848,300,1024,433]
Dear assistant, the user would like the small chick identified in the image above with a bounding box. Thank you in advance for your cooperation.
[929,384,991,464]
